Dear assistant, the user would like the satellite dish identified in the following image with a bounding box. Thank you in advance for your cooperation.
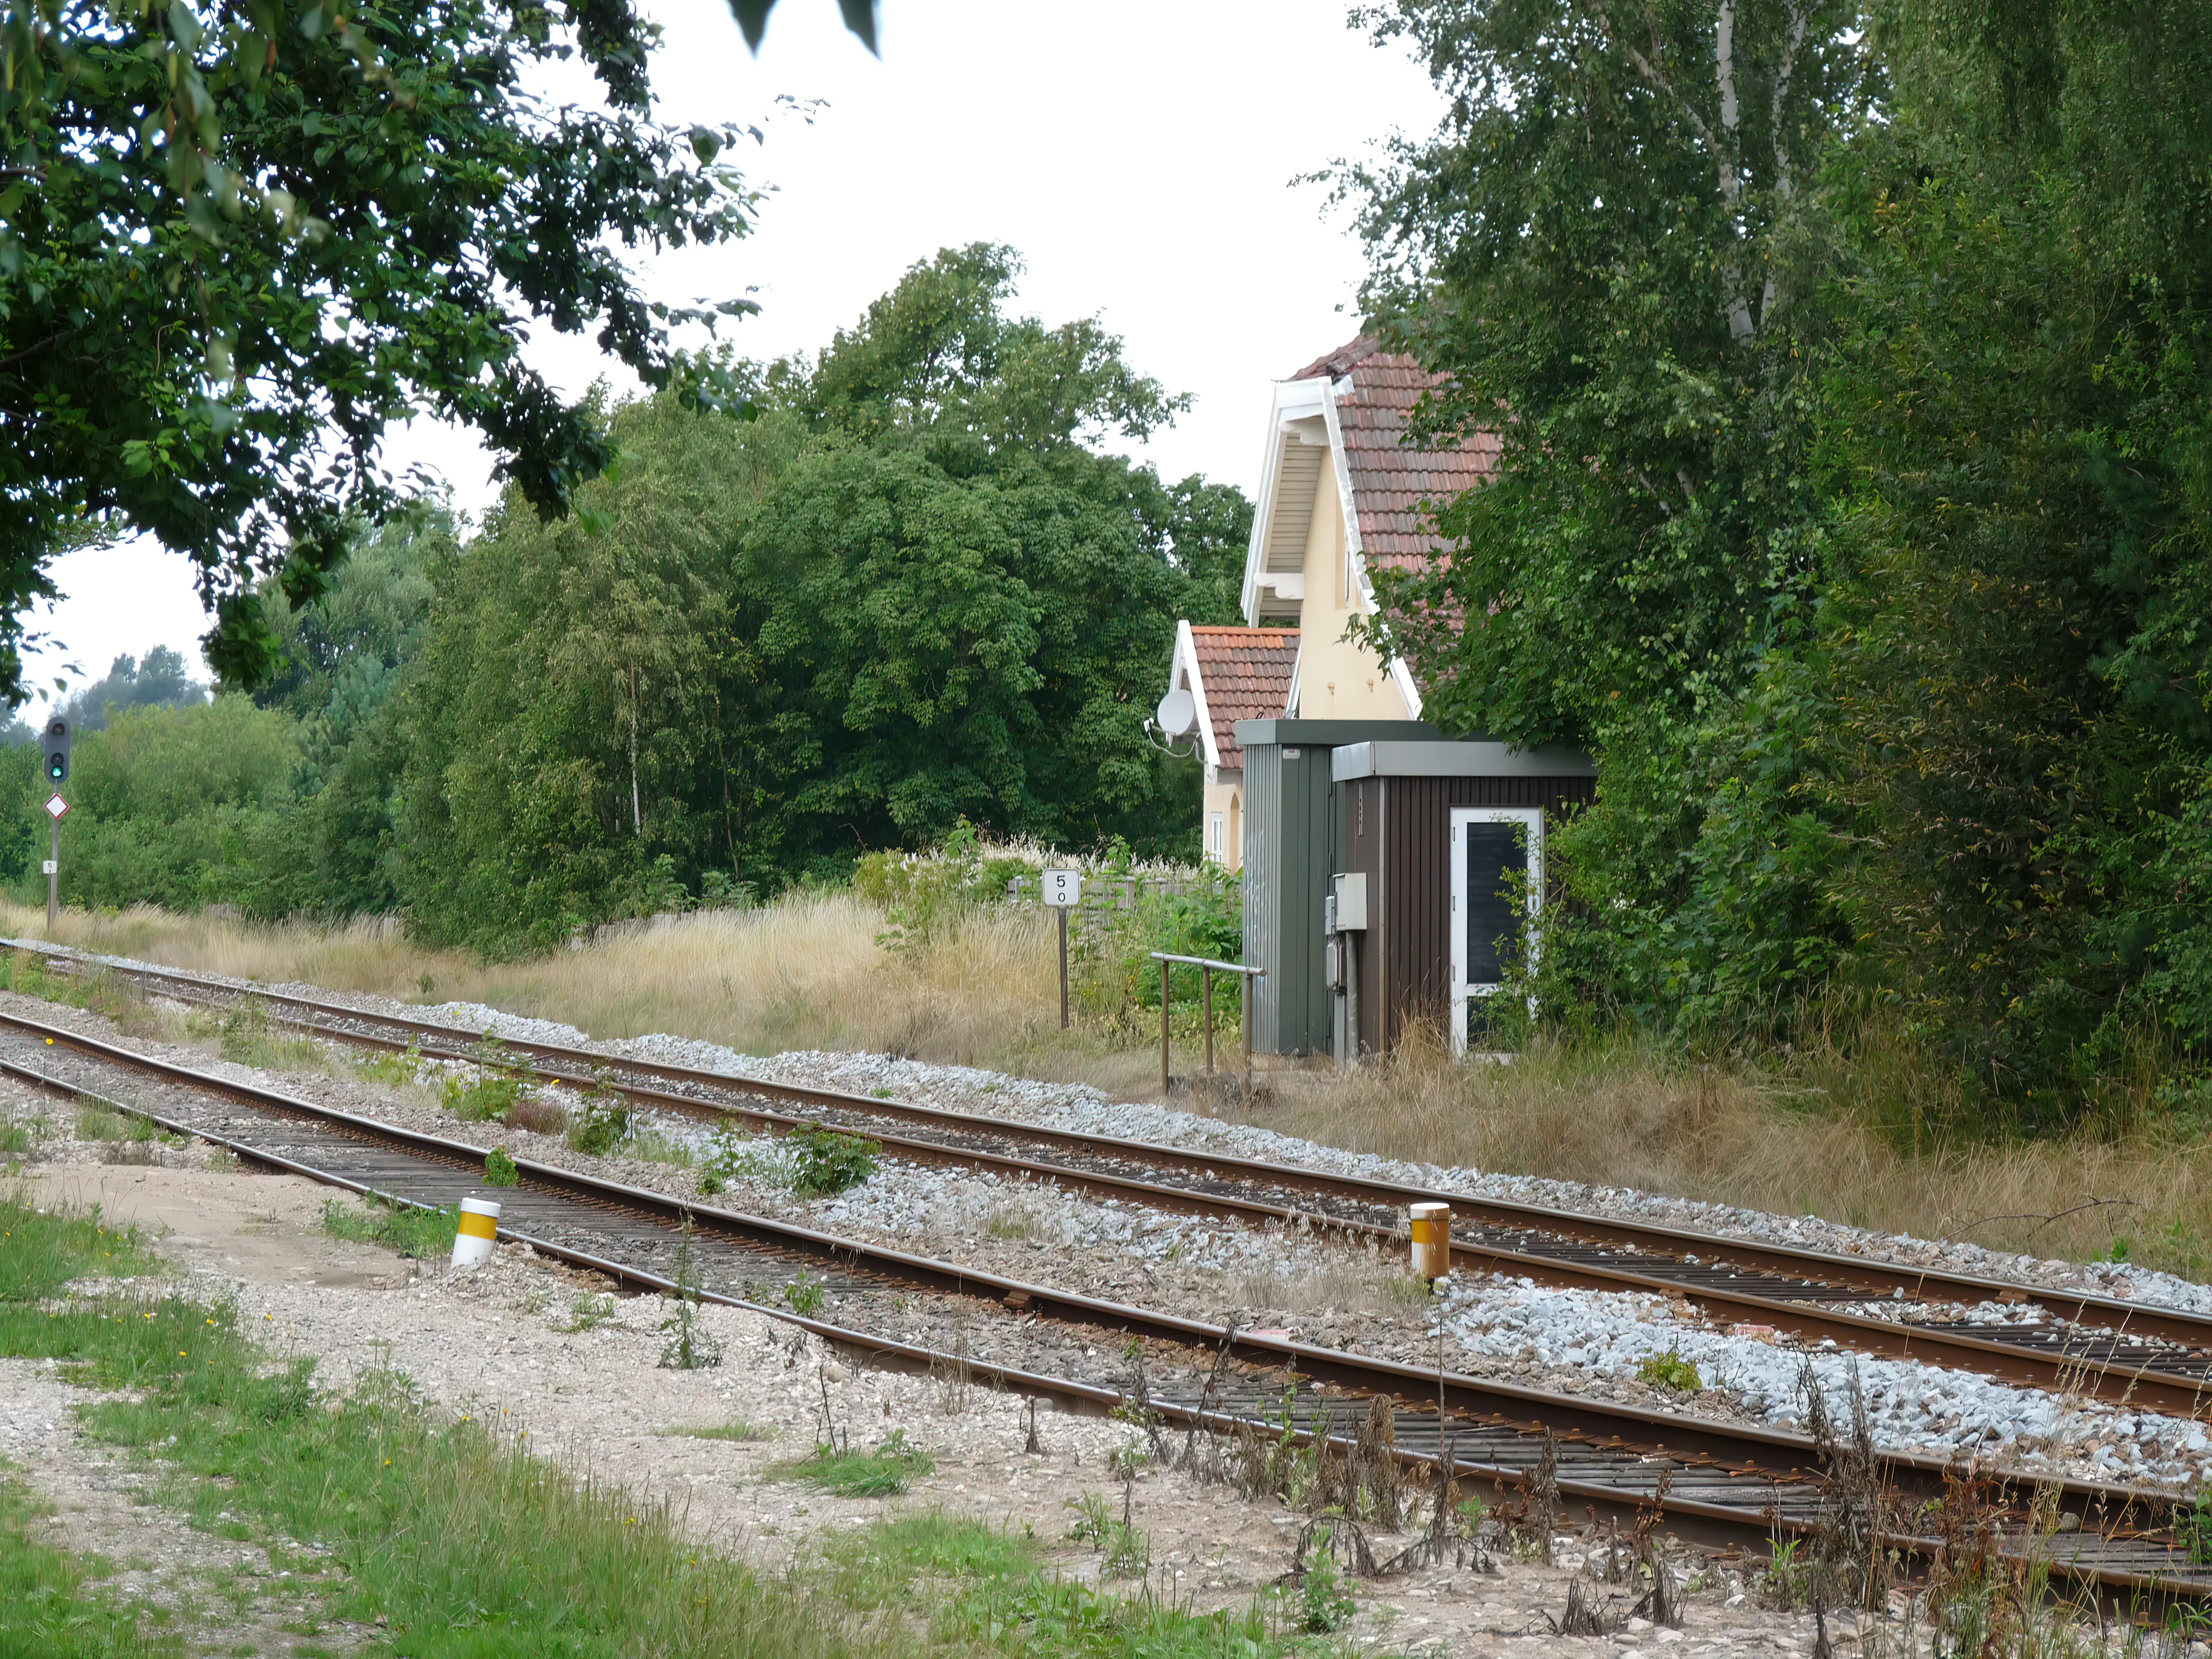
[1156,687,1197,737]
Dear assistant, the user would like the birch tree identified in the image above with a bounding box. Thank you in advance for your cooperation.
[1338,0,1877,746]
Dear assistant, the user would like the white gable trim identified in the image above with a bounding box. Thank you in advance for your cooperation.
[1241,375,1332,625]
[1171,620,1223,775]
[1240,357,1427,720]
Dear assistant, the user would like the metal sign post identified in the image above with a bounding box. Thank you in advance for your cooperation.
[1041,870,1082,1028]
[44,793,68,930]
[41,718,70,933]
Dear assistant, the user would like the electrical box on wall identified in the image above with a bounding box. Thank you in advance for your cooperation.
[1331,871,1367,932]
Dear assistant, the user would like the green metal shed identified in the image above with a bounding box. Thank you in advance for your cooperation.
[1236,719,1455,1056]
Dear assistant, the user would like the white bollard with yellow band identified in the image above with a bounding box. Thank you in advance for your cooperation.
[451,1197,501,1268]
[1409,1202,1451,1282]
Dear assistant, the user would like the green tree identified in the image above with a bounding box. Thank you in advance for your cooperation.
[59,648,207,734]
[395,394,808,952]
[1336,0,1879,1031]
[394,248,1241,951]
[1800,1,2212,1104]
[232,508,449,913]
[0,0,763,706]
[49,698,304,912]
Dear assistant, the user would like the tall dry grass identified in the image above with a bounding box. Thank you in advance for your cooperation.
[0,894,1165,1097]
[10,897,2208,1282]
[1239,1023,2212,1279]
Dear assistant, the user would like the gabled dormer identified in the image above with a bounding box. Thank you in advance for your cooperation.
[1241,335,1498,722]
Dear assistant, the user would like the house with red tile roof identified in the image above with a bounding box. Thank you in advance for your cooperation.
[1164,622,1298,870]
[1161,334,1496,865]
[1242,333,1496,718]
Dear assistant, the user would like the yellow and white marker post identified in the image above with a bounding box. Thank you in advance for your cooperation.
[451,1197,501,1268]
[1409,1202,1451,1282]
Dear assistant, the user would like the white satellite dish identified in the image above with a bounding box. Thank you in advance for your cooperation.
[1156,687,1197,737]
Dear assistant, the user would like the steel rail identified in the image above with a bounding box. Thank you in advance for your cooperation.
[23,947,2212,1415]
[7,1015,2208,1606]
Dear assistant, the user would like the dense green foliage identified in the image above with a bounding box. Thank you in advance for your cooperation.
[0,0,763,705]
[1349,0,2212,1116]
[18,248,1250,954]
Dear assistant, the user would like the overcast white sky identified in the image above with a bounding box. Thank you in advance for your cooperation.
[30,1,1443,712]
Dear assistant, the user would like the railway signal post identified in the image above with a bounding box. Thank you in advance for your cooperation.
[1042,869,1081,1028]
[41,719,69,931]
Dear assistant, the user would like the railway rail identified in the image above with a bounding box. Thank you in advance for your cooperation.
[4,999,2211,1609]
[30,943,2212,1424]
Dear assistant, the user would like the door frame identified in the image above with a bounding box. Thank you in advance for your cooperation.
[1450,806,1544,1055]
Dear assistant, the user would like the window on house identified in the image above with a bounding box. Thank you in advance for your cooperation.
[1209,813,1224,859]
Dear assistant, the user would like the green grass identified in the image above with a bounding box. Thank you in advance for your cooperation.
[773,1431,934,1497]
[0,1466,180,1657]
[658,1421,777,1443]
[319,1196,457,1260]
[1,1196,1352,1659]
[74,1101,155,1144]
[825,1514,1347,1657]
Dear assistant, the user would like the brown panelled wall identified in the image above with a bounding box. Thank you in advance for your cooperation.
[1340,774,1599,1056]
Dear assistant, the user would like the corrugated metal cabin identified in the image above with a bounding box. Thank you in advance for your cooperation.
[1329,740,1598,1057]
[1238,718,1456,1056]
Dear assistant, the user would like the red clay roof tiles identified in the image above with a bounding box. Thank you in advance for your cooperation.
[1289,334,1499,572]
[1187,626,1297,771]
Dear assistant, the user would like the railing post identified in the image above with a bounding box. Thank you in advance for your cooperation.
[1202,966,1215,1077]
[1159,958,1171,1094]
[1243,971,1253,1102]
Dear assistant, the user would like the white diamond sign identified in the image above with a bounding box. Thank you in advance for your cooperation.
[44,794,67,820]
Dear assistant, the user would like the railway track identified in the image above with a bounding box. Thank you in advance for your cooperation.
[4,1000,2211,1608]
[33,943,2212,1424]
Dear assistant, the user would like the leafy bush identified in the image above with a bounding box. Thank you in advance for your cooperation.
[441,1042,538,1125]
[782,1125,879,1198]
[1295,1550,1356,1633]
[853,819,1041,947]
[1074,860,1242,1032]
[566,1078,633,1157]
[483,1147,520,1187]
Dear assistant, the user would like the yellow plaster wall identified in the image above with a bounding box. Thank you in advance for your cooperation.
[1203,775,1244,871]
[1292,463,1415,722]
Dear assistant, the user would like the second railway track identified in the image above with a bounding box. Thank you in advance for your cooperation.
[31,943,2212,1424]
[4,997,2211,1607]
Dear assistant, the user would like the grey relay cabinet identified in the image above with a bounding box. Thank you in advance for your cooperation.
[1236,719,1452,1056]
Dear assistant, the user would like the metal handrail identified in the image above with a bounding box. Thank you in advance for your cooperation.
[1147,953,1263,1093]
[1146,951,1264,977]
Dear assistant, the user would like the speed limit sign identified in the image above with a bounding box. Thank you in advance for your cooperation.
[1042,870,1081,1028]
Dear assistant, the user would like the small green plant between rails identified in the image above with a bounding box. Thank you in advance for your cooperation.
[4,1195,1360,1659]
[1635,1347,1703,1393]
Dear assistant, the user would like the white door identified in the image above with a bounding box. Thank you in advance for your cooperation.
[1450,807,1543,1054]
